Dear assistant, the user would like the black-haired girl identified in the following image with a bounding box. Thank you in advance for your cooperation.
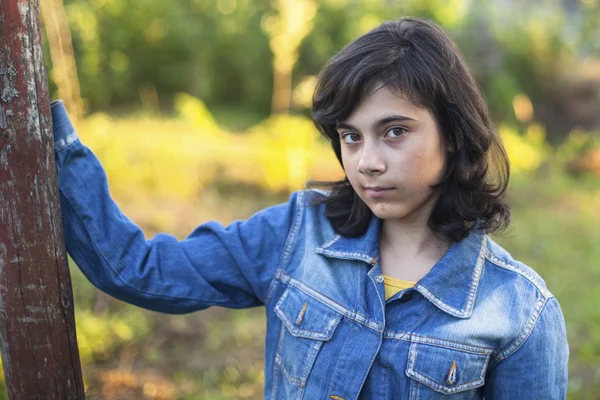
[52,17,568,399]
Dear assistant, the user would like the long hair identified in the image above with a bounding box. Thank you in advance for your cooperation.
[310,17,510,243]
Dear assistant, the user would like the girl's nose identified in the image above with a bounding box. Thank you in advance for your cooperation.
[357,144,386,175]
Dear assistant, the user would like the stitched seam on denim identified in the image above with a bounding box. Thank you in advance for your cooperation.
[408,370,484,394]
[355,267,361,314]
[367,266,386,324]
[269,351,280,400]
[276,270,384,332]
[327,320,355,397]
[406,342,419,381]
[493,295,550,365]
[274,354,306,387]
[302,339,324,387]
[485,253,552,298]
[54,132,80,152]
[402,333,495,354]
[275,318,287,380]
[409,375,418,400]
[274,307,309,389]
[354,334,382,400]
[381,304,437,343]
[407,342,419,400]
[264,191,305,305]
[264,272,282,306]
[465,235,487,313]
[383,336,404,400]
[277,306,342,339]
[60,190,235,306]
[289,275,382,332]
[278,190,305,271]
[406,343,487,394]
[383,330,410,341]
[317,234,341,250]
[270,327,286,397]
[413,235,486,318]
[415,285,468,318]
[274,284,343,339]
[315,247,374,264]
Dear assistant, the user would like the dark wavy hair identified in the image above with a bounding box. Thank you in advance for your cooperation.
[310,17,510,243]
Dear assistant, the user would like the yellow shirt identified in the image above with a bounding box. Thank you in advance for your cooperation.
[382,274,416,300]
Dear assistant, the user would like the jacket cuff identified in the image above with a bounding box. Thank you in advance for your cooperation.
[50,99,79,151]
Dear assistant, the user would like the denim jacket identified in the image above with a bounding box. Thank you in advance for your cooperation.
[51,100,568,399]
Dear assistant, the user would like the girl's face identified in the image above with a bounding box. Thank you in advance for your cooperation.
[336,86,447,224]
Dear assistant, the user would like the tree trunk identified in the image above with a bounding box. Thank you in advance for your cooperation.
[271,64,292,115]
[0,0,84,398]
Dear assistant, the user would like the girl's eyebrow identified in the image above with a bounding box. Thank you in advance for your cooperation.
[335,114,417,131]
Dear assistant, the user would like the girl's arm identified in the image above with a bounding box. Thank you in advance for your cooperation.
[484,296,569,399]
[51,100,299,314]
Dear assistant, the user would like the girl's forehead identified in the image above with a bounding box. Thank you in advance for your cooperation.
[343,87,428,124]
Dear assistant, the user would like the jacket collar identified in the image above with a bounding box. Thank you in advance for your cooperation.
[315,215,381,264]
[315,216,487,319]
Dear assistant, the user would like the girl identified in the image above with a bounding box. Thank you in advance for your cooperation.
[51,17,568,399]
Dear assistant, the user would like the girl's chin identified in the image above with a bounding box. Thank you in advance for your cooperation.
[366,203,406,220]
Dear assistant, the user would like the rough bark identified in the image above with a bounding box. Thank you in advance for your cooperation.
[0,0,84,398]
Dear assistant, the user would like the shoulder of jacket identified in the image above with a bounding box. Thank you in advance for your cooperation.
[483,236,553,300]
[294,188,330,207]
[482,237,563,366]
[284,189,337,243]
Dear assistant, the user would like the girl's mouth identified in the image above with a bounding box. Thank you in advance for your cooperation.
[365,187,395,198]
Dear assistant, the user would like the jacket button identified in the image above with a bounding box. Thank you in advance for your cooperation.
[399,292,414,303]
[375,275,384,283]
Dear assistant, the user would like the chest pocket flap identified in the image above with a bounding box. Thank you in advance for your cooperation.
[406,341,491,395]
[275,284,342,340]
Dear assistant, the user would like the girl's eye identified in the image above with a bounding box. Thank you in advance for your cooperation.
[342,133,361,144]
[385,127,407,138]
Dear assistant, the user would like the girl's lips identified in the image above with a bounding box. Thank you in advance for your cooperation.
[365,187,395,198]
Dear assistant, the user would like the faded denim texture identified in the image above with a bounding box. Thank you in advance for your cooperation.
[51,100,569,399]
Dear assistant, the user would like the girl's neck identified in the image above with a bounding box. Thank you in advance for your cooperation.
[381,218,448,257]
[379,216,451,281]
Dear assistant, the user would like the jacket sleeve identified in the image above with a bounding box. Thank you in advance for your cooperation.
[484,296,569,399]
[51,100,301,314]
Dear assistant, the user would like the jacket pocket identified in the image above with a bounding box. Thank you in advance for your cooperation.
[274,284,343,387]
[406,340,491,399]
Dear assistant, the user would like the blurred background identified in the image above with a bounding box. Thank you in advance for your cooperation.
[8,0,600,398]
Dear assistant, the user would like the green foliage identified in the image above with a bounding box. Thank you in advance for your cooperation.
[60,0,274,116]
[77,98,340,212]
[50,0,600,140]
